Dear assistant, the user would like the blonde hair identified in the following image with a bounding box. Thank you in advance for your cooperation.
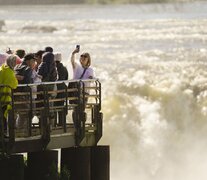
[81,52,91,67]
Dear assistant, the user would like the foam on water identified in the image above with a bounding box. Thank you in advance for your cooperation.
[1,2,207,180]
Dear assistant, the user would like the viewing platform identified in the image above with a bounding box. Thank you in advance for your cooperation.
[0,79,109,180]
[0,79,102,153]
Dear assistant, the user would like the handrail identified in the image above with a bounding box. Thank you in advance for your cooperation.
[0,79,102,154]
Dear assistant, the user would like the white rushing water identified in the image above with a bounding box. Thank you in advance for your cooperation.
[1,1,207,179]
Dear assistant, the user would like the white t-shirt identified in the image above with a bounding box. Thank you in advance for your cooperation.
[73,62,94,80]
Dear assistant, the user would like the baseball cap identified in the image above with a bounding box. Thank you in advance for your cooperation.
[24,53,37,61]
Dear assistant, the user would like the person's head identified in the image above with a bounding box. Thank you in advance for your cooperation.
[6,55,18,70]
[23,53,37,68]
[15,49,26,59]
[42,52,55,67]
[35,50,45,65]
[54,52,62,64]
[80,52,91,68]
[6,47,13,55]
[45,46,53,53]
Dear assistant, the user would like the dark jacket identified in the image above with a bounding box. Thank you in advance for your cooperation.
[56,61,68,81]
[37,52,57,82]
[15,61,33,84]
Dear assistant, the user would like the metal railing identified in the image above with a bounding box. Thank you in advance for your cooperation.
[0,79,102,154]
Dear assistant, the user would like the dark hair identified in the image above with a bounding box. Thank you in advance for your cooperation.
[45,46,53,53]
[35,50,45,58]
[15,49,26,59]
[24,53,37,61]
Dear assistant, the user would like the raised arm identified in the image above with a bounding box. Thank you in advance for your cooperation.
[71,48,79,69]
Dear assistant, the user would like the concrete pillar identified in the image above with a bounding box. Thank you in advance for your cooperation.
[26,150,58,180]
[0,154,24,180]
[61,146,110,180]
[61,147,91,180]
[91,146,110,180]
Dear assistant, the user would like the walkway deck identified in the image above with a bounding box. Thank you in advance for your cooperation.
[0,79,102,154]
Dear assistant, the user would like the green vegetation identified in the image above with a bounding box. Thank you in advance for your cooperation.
[59,166,71,180]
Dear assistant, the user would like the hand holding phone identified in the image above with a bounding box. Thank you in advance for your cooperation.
[76,45,80,52]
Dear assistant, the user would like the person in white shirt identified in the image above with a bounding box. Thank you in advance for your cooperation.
[71,48,94,80]
[70,47,95,135]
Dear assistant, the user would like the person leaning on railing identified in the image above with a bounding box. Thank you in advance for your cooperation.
[70,46,95,131]
[37,52,57,125]
[71,46,95,103]
[0,55,18,133]
[14,53,37,131]
[54,52,68,126]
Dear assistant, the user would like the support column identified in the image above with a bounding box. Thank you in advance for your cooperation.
[26,150,58,180]
[61,146,110,180]
[0,154,24,180]
[91,145,110,180]
[61,147,91,180]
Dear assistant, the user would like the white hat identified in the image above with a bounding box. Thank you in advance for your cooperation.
[54,52,62,62]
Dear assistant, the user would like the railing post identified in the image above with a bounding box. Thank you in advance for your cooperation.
[93,105,103,144]
[73,81,86,146]
[97,80,102,110]
[0,101,6,153]
[10,89,15,142]
[28,85,33,137]
[40,84,50,150]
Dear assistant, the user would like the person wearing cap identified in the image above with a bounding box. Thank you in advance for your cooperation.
[14,53,37,131]
[54,52,68,125]
[0,55,18,133]
[15,53,37,85]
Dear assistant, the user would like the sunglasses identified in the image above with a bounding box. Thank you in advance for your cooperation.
[80,55,88,58]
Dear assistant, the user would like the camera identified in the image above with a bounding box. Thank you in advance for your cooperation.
[76,45,80,52]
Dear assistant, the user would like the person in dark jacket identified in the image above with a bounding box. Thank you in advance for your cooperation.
[14,53,37,134]
[37,52,57,126]
[54,52,68,126]
[15,53,36,85]
[55,52,68,81]
[37,52,57,82]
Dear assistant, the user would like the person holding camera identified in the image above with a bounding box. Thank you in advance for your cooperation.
[70,46,95,137]
[71,45,94,80]
[70,45,95,103]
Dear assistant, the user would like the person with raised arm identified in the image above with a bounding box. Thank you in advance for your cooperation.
[71,46,94,80]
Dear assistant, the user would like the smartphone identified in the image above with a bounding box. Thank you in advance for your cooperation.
[76,45,80,52]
